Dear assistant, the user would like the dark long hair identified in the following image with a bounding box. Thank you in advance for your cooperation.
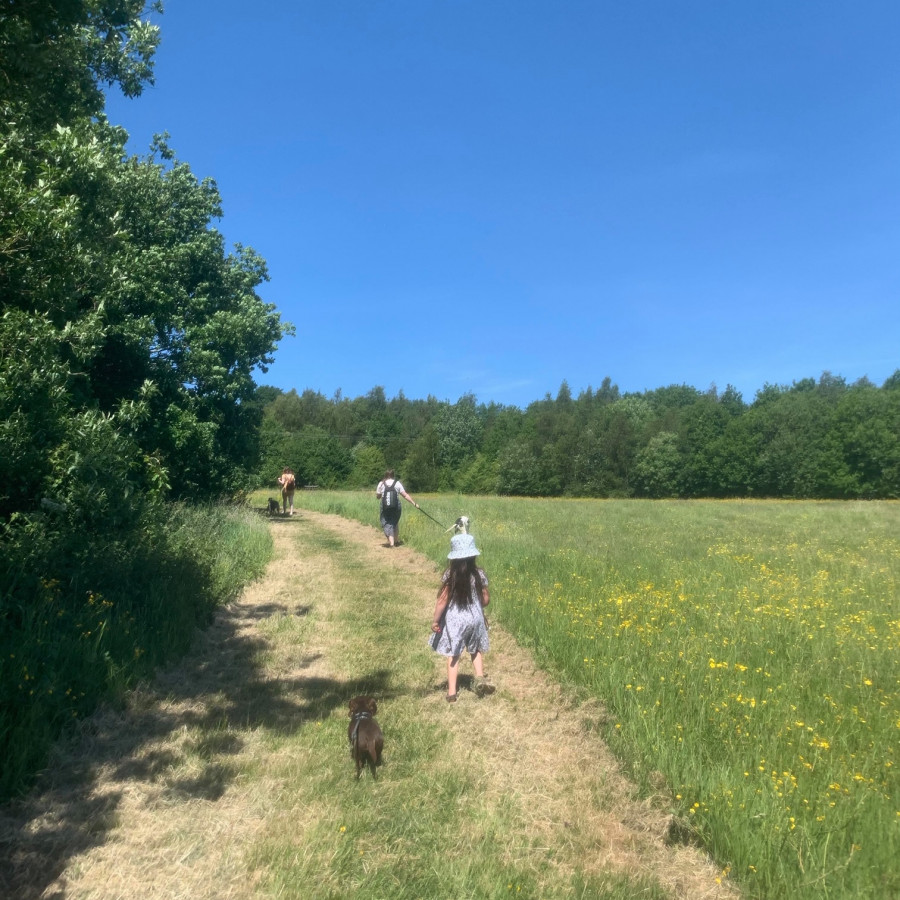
[442,557,484,608]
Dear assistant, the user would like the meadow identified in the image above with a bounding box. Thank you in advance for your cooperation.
[286,491,899,899]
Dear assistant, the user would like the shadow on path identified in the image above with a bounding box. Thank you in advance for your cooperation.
[0,521,386,900]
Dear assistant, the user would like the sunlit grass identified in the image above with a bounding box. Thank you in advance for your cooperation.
[282,491,899,899]
[242,506,669,900]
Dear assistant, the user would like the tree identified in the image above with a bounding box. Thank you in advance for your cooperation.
[349,444,387,488]
[1,0,294,798]
[433,394,483,470]
[1,2,291,515]
[831,386,900,497]
[457,453,500,494]
[719,384,745,417]
[290,426,351,487]
[497,441,541,495]
[404,425,441,491]
[0,1,161,128]
[633,432,681,498]
[677,397,731,496]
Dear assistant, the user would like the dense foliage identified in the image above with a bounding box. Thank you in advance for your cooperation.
[257,373,900,499]
[1,2,287,796]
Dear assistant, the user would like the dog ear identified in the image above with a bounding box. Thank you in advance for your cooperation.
[367,698,377,714]
[348,698,358,716]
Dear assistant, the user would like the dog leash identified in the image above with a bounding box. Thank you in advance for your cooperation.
[413,504,449,530]
[349,711,372,747]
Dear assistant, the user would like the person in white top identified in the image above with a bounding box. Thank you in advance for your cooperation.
[375,469,418,547]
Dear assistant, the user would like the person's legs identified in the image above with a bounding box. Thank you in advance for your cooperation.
[282,490,288,514]
[447,655,461,698]
[288,491,294,515]
[472,651,495,696]
[383,513,399,546]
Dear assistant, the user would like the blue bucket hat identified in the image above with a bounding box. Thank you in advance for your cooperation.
[448,533,480,559]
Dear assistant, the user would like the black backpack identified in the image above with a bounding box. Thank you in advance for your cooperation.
[381,478,400,512]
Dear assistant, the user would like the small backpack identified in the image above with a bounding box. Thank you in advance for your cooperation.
[381,478,399,512]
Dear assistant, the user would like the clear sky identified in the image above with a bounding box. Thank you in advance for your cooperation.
[105,1,900,408]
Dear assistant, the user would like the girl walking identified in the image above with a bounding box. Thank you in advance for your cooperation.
[429,533,495,702]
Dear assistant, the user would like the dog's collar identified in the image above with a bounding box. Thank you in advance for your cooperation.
[351,711,372,721]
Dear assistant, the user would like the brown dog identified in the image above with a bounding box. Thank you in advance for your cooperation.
[348,696,383,780]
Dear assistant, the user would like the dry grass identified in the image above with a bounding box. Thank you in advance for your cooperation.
[0,510,737,899]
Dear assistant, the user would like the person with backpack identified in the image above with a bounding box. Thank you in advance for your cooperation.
[375,469,418,547]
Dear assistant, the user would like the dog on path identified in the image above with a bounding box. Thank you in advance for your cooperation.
[348,696,383,780]
[267,498,280,516]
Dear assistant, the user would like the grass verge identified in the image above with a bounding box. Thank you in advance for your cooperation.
[0,502,272,800]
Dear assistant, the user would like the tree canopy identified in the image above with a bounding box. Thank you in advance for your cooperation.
[1,1,291,522]
[256,372,900,500]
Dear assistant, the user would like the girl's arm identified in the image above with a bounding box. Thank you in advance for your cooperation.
[478,568,490,607]
[432,585,449,632]
[400,489,419,508]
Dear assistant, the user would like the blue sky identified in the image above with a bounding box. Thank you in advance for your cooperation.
[105,1,900,408]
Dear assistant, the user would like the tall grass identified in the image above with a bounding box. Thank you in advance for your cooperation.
[0,502,272,800]
[286,491,899,899]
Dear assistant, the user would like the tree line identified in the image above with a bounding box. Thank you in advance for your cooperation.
[256,372,900,499]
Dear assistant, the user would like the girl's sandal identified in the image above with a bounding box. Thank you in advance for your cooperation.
[446,693,458,703]
[474,677,495,698]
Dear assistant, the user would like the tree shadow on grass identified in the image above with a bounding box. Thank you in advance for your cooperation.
[0,589,391,900]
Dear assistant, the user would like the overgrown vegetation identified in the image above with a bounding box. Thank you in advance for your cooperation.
[1,3,287,797]
[0,501,273,799]
[290,491,899,900]
[256,373,900,499]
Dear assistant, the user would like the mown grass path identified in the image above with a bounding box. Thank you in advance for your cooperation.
[1,511,737,899]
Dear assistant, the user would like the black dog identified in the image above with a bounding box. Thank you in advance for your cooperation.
[348,696,383,780]
[267,498,280,515]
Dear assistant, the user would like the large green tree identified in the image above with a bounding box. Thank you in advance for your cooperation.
[1,3,289,510]
[0,0,291,799]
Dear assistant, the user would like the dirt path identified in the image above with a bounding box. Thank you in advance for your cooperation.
[1,511,737,899]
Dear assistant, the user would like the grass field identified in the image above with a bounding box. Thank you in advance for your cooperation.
[280,491,899,899]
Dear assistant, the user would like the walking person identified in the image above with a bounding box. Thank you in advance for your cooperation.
[375,469,418,547]
[278,467,296,515]
[429,532,495,702]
